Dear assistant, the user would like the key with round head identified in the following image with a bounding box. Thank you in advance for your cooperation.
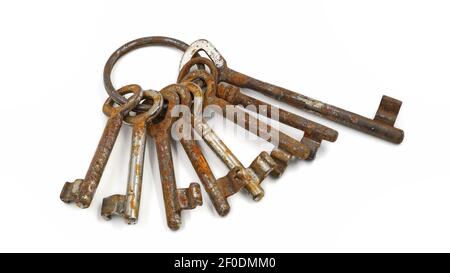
[60,85,143,208]
[101,89,163,224]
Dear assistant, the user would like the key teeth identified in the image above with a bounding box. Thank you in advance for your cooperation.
[300,136,321,161]
[270,148,293,177]
[101,194,126,221]
[249,151,277,181]
[375,95,402,127]
[177,183,203,210]
[217,167,248,198]
[60,179,91,208]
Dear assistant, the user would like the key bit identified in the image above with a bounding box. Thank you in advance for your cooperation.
[180,39,404,144]
[60,85,143,208]
[101,89,163,224]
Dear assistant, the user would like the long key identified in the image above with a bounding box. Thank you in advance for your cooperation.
[60,85,143,208]
[178,68,311,177]
[101,89,163,224]
[172,83,247,216]
[180,39,404,144]
[147,87,202,230]
[176,80,277,200]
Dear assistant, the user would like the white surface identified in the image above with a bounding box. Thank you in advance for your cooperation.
[0,0,449,253]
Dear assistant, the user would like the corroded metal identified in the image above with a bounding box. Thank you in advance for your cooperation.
[147,87,202,230]
[101,89,163,224]
[180,39,404,144]
[172,83,247,216]
[177,76,281,199]
[178,66,311,176]
[217,83,339,160]
[60,85,143,208]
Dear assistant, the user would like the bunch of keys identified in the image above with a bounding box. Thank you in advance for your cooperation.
[59,36,404,230]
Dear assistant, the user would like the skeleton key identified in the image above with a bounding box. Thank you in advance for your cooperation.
[60,85,143,208]
[179,56,339,161]
[176,80,277,200]
[101,89,163,224]
[180,39,404,144]
[147,87,202,230]
[178,68,311,177]
[171,83,247,216]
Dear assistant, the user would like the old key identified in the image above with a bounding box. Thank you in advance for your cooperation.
[180,39,404,144]
[171,83,247,216]
[178,66,311,177]
[147,86,202,230]
[179,56,338,162]
[60,85,143,208]
[101,89,163,224]
[177,78,278,200]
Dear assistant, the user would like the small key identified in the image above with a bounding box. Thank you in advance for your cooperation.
[176,79,278,200]
[60,85,143,208]
[172,82,247,216]
[180,39,404,144]
[101,89,163,224]
[178,67,311,177]
[147,86,202,230]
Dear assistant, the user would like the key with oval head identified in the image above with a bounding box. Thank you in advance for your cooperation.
[180,39,404,144]
[147,87,202,230]
[176,79,279,200]
[171,83,247,216]
[101,89,163,224]
[178,67,311,177]
[60,85,143,208]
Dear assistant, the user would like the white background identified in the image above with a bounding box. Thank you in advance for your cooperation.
[0,0,449,253]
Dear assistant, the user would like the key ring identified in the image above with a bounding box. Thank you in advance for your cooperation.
[103,36,191,112]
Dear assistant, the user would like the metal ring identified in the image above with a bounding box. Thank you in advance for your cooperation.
[103,36,190,112]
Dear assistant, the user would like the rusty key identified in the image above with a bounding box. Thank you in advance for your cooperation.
[171,83,247,216]
[178,67,311,177]
[147,86,202,230]
[101,89,163,224]
[60,85,143,208]
[179,56,339,161]
[176,80,278,200]
[180,39,404,144]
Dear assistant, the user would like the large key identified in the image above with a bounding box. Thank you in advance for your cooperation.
[178,68,311,177]
[101,89,163,224]
[176,79,278,200]
[172,83,247,216]
[147,87,202,230]
[60,85,143,208]
[180,39,404,144]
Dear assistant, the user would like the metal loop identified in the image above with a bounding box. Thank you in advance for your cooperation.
[103,36,190,112]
